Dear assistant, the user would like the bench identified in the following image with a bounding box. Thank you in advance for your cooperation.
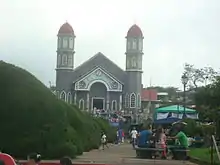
[172,149,190,160]
[135,147,164,159]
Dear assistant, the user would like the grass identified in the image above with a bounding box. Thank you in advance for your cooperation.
[189,148,219,165]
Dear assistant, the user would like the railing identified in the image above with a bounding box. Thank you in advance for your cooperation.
[210,135,220,164]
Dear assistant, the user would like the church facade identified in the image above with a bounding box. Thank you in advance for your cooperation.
[55,22,144,113]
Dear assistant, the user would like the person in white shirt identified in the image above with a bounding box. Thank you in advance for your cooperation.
[188,137,194,147]
[130,127,138,148]
[116,130,119,144]
[101,132,109,150]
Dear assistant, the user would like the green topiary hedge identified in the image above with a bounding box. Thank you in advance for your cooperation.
[0,61,115,159]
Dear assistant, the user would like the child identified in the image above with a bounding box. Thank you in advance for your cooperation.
[101,132,109,150]
[160,128,167,159]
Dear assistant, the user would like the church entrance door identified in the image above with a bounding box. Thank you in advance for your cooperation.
[92,97,104,110]
[90,82,107,111]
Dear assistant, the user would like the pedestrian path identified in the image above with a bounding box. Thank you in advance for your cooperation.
[74,144,197,165]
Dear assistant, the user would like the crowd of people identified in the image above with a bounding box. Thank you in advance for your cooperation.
[130,124,189,159]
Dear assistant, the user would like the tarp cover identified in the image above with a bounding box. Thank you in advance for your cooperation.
[153,117,181,124]
[156,105,196,114]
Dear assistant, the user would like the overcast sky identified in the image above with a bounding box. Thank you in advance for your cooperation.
[1,0,219,89]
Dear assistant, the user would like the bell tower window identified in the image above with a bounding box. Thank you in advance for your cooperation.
[68,55,72,66]
[63,37,68,48]
[132,39,137,49]
[69,37,73,49]
[62,54,68,65]
[138,39,142,51]
[131,57,137,67]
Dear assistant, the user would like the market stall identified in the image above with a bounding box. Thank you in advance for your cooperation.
[154,105,198,124]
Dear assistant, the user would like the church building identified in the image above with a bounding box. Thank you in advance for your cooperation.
[55,22,144,113]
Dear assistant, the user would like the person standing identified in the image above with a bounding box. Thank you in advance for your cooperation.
[121,130,125,143]
[116,129,119,144]
[118,128,122,143]
[159,128,167,159]
[130,127,138,148]
[101,132,109,150]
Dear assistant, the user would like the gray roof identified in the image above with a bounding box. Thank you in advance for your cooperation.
[70,52,127,83]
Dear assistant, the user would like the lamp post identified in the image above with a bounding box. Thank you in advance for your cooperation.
[176,90,181,119]
[181,73,188,119]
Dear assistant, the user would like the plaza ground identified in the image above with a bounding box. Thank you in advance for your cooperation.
[73,143,197,165]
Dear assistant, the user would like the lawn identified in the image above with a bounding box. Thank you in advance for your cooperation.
[189,148,219,165]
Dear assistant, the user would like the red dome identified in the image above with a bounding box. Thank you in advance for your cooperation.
[127,24,143,37]
[58,22,74,34]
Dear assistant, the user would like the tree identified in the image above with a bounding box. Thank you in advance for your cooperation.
[183,63,218,89]
[195,76,220,137]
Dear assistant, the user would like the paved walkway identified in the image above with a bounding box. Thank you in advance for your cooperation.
[73,144,198,165]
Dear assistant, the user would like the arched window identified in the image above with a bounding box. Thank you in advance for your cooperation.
[137,94,141,108]
[63,37,68,48]
[111,100,117,111]
[132,39,137,49]
[79,99,84,110]
[68,55,72,66]
[62,54,68,65]
[60,91,66,102]
[67,92,72,104]
[131,57,137,67]
[130,93,136,108]
[69,37,73,49]
[138,39,142,51]
[125,94,129,108]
